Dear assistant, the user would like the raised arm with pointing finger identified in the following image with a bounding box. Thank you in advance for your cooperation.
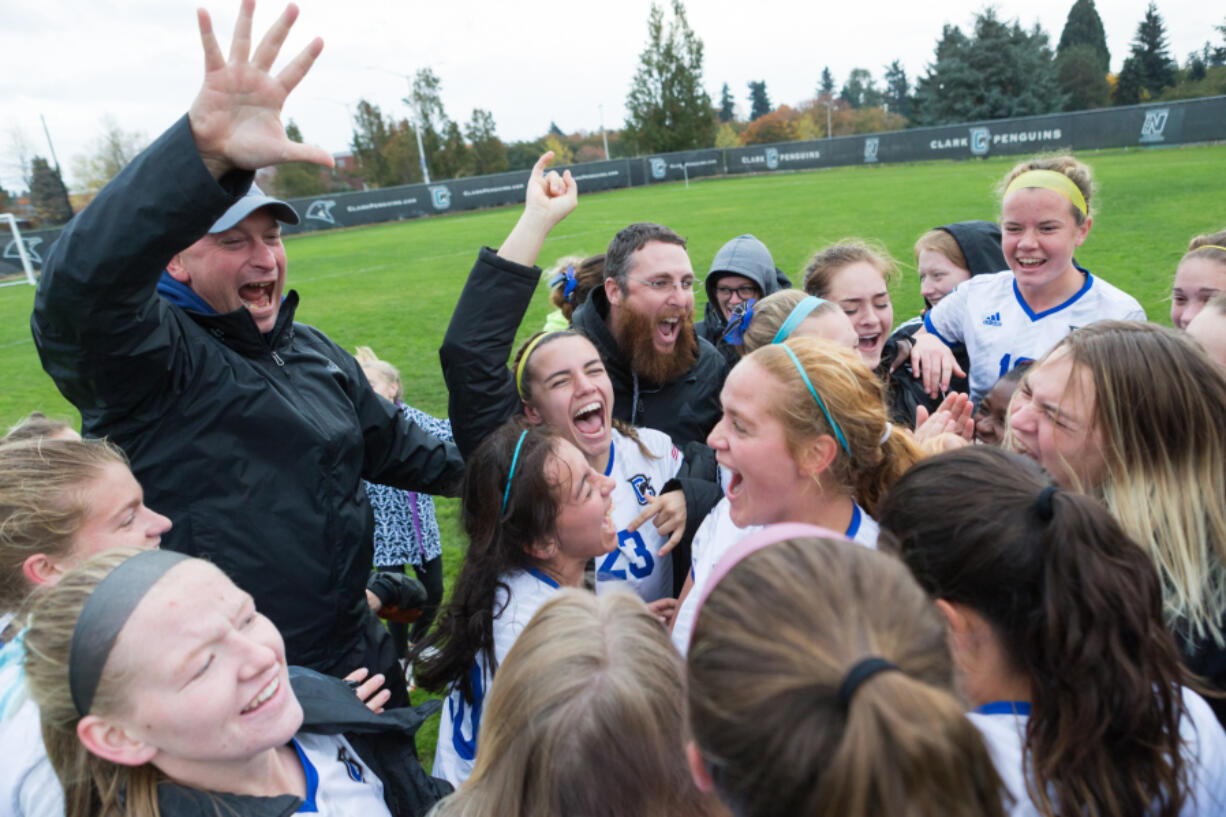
[32,1,463,708]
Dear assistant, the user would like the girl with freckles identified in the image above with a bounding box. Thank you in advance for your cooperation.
[670,336,925,653]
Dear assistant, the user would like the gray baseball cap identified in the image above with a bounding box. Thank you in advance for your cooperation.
[208,184,300,233]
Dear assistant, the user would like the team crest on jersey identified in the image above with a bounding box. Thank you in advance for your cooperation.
[628,474,656,505]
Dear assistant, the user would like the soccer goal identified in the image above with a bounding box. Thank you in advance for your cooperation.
[0,213,38,287]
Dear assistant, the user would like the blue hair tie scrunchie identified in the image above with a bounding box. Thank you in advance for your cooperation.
[721,298,756,346]
[548,265,578,302]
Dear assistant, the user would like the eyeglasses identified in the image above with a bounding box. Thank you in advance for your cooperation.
[625,275,700,293]
[714,284,760,299]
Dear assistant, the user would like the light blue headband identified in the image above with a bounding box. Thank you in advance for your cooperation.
[780,344,852,458]
[771,296,828,344]
[501,430,530,515]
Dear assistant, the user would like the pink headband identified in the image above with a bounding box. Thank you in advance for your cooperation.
[689,523,847,648]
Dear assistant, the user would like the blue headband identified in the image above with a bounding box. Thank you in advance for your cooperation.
[771,296,828,345]
[721,298,756,346]
[548,265,578,302]
[501,430,530,514]
[780,344,852,458]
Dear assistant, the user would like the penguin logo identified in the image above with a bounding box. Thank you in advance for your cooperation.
[765,147,780,170]
[430,185,452,210]
[863,137,879,163]
[3,236,43,265]
[305,199,336,225]
[628,474,656,506]
[649,158,668,179]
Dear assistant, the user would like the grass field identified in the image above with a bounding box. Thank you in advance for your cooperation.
[1,143,1221,765]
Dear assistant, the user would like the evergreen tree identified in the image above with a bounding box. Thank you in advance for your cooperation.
[841,67,883,109]
[436,120,470,179]
[882,60,912,118]
[819,66,836,97]
[1114,3,1176,104]
[0,184,11,213]
[718,83,735,122]
[465,109,508,175]
[913,9,1065,126]
[29,156,73,226]
[747,80,771,120]
[1057,0,1109,72]
[623,0,716,154]
[270,120,329,197]
[1056,44,1110,110]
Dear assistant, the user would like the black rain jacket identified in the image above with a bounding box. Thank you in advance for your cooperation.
[31,116,464,674]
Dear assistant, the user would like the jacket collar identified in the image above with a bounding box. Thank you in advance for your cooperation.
[157,271,299,355]
[152,668,441,817]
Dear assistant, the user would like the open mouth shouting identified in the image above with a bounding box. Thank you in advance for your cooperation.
[572,400,608,442]
[239,281,276,311]
[857,332,881,355]
[656,316,681,349]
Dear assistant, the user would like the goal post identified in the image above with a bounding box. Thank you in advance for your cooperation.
[0,213,38,287]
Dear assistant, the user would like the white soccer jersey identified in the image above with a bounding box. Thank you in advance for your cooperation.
[433,569,560,787]
[970,689,1226,816]
[292,733,393,817]
[595,428,685,603]
[670,499,879,656]
[924,269,1145,403]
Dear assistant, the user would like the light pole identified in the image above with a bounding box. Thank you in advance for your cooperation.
[598,104,610,160]
[366,66,431,184]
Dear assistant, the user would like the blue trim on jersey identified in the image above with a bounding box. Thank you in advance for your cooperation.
[527,568,560,589]
[1012,271,1093,321]
[290,738,320,813]
[845,504,862,539]
[974,701,1032,716]
[604,440,615,477]
[922,312,956,348]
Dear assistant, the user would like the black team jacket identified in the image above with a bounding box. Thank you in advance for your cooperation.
[31,116,464,682]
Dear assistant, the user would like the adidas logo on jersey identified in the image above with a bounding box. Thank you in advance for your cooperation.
[982,312,1003,327]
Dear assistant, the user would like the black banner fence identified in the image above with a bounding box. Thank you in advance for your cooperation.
[5,96,1223,276]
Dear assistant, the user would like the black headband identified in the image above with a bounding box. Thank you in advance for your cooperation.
[69,549,191,717]
[837,656,901,709]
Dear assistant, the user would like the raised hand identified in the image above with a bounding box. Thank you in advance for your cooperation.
[909,331,965,399]
[188,0,333,179]
[497,151,579,267]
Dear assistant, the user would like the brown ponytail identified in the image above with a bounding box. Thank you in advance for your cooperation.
[877,446,1191,817]
[687,536,1008,817]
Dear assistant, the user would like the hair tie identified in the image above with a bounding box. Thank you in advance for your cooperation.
[780,344,852,458]
[879,423,893,446]
[1034,485,1058,522]
[515,333,550,399]
[1004,169,1087,215]
[771,296,827,344]
[69,549,192,717]
[721,298,756,346]
[837,656,901,709]
[501,430,530,515]
[1193,244,1226,253]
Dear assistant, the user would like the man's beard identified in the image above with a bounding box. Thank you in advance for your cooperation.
[611,305,699,385]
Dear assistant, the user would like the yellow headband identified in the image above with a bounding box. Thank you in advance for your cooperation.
[1193,245,1226,253]
[1003,169,1087,216]
[515,333,550,399]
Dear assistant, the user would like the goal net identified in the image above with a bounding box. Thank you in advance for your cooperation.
[1,213,38,287]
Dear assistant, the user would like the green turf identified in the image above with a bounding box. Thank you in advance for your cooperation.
[1,143,1220,765]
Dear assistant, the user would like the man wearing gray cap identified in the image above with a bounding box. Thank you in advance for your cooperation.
[696,234,792,368]
[31,2,461,708]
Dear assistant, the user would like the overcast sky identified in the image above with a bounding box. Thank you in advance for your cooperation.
[1,0,1218,192]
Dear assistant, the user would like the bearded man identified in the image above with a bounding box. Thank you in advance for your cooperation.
[569,223,727,446]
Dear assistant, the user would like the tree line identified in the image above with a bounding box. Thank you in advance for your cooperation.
[5,0,1223,225]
